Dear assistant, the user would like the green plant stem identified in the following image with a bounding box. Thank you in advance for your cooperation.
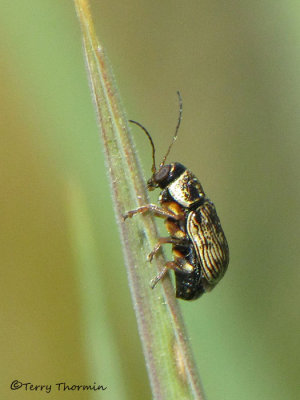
[74,1,205,398]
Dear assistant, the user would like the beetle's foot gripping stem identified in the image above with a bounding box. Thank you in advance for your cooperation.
[123,210,137,221]
[148,249,159,262]
[123,204,182,222]
[150,266,169,289]
[123,206,152,220]
[148,237,186,262]
[150,261,179,289]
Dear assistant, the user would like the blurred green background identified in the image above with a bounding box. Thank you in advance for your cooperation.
[1,1,299,399]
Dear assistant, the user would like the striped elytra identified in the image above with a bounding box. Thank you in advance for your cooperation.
[157,163,229,299]
[187,199,229,284]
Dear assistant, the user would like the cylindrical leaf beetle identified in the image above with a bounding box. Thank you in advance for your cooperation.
[124,92,229,300]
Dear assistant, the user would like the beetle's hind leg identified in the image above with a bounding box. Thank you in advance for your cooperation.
[123,204,182,221]
[150,265,170,288]
[150,259,193,289]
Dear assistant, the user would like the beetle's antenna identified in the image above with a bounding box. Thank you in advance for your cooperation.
[160,91,183,167]
[129,120,157,174]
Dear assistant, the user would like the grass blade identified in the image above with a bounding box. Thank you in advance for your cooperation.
[74,1,205,398]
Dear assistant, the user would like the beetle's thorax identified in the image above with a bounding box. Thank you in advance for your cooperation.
[168,167,206,208]
[150,162,206,208]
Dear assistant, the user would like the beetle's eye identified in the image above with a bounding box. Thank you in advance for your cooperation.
[154,165,171,183]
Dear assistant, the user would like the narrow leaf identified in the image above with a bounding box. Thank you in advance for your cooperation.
[74,1,205,398]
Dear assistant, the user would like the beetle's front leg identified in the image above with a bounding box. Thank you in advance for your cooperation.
[123,204,182,221]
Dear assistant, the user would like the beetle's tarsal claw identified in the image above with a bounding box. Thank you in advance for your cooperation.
[123,211,134,220]
[150,277,159,289]
[147,252,154,262]
[150,267,169,289]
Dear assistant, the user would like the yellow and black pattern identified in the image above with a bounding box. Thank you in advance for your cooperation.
[125,93,229,300]
[168,168,205,208]
[187,200,229,284]
[125,157,229,299]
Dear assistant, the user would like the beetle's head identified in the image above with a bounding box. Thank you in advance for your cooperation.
[147,164,171,190]
[147,162,185,190]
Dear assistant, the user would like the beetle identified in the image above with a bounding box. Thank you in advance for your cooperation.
[124,92,229,300]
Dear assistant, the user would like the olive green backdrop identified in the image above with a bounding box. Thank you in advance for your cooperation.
[1,1,299,399]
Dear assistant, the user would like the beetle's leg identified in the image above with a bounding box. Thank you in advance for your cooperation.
[123,204,182,221]
[147,217,189,261]
[148,237,187,262]
[150,259,194,289]
[150,265,170,288]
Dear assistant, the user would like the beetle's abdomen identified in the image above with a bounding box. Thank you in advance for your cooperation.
[174,247,205,300]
